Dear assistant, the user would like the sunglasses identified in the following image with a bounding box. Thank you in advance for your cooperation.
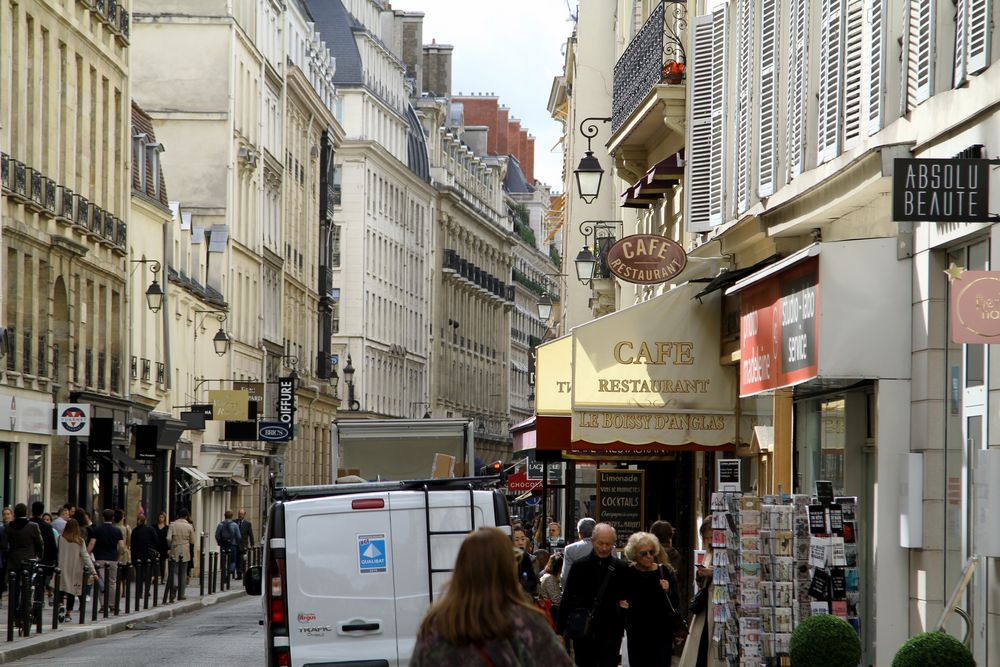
[637,549,656,557]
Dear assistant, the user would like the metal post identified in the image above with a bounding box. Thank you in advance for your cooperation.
[209,552,216,595]
[7,570,15,641]
[52,568,61,630]
[163,558,173,605]
[143,559,151,609]
[34,566,43,635]
[199,542,205,597]
[222,549,229,591]
[91,572,99,621]
[152,557,160,608]
[123,564,131,614]
[21,568,32,637]
[102,563,110,618]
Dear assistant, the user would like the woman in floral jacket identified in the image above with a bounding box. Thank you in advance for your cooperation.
[411,527,573,667]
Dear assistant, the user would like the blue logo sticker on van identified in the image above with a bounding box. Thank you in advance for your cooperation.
[358,533,387,574]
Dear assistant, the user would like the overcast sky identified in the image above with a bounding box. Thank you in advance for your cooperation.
[389,0,578,192]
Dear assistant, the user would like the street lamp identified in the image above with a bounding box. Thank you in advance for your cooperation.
[130,259,164,313]
[279,355,299,381]
[574,246,597,285]
[574,117,611,203]
[194,310,230,357]
[574,221,622,286]
[537,292,553,322]
[342,354,360,411]
[329,366,339,396]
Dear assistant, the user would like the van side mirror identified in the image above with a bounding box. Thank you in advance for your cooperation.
[244,565,262,596]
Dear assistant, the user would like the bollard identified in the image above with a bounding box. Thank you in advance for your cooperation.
[21,567,32,638]
[34,566,43,635]
[133,560,142,612]
[144,558,152,610]
[199,543,205,597]
[221,549,228,591]
[101,563,110,618]
[7,570,16,641]
[91,570,99,622]
[152,558,160,608]
[208,552,215,595]
[162,558,172,606]
[123,563,131,614]
[52,568,61,630]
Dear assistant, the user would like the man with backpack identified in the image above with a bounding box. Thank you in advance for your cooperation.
[214,510,241,576]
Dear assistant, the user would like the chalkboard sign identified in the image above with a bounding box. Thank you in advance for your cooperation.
[596,469,645,548]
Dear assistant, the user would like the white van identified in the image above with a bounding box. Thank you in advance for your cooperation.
[245,477,511,667]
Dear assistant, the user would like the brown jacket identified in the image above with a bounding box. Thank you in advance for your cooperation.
[166,519,195,562]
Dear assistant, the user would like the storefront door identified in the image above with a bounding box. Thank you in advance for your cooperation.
[945,240,989,661]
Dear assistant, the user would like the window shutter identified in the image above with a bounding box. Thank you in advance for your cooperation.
[758,0,779,198]
[868,0,885,135]
[817,0,845,163]
[905,0,935,109]
[954,0,968,86]
[708,6,729,227]
[734,0,754,215]
[685,14,717,232]
[968,0,991,74]
[842,0,864,149]
[786,0,810,179]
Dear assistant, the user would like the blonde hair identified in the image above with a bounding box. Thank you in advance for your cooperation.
[418,527,539,645]
[624,531,666,565]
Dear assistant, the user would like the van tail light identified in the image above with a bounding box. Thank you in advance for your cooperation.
[274,648,291,667]
[269,557,288,627]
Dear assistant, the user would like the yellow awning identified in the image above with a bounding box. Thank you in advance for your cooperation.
[569,283,737,447]
[536,335,573,416]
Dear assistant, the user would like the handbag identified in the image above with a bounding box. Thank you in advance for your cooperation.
[564,561,617,640]
[689,585,708,614]
[660,565,689,648]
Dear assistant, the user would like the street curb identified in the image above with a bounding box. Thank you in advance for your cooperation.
[0,589,247,664]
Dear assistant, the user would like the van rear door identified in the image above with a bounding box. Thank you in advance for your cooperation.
[284,492,399,667]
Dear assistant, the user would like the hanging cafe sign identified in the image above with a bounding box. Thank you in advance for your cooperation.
[892,158,995,222]
[605,234,687,284]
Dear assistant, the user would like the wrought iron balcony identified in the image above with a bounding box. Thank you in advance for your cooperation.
[612,0,688,133]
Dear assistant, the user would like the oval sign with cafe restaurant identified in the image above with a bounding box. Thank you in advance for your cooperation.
[606,234,687,285]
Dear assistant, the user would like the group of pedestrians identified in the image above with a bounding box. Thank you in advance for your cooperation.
[411,515,717,667]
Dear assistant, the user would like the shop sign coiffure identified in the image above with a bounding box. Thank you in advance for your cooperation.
[892,158,991,222]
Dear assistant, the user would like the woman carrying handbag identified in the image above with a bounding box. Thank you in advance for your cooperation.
[619,532,683,666]
[679,520,724,667]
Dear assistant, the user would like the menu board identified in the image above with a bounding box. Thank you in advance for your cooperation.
[596,469,645,548]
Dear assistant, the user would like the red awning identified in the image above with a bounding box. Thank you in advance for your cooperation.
[620,152,684,208]
[534,415,734,459]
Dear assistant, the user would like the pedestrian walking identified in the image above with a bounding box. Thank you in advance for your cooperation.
[650,520,683,578]
[411,527,573,666]
[561,517,596,590]
[29,501,58,569]
[539,552,564,622]
[620,532,682,667]
[513,526,538,596]
[679,520,723,667]
[3,503,44,621]
[214,510,241,576]
[235,508,254,579]
[167,508,195,599]
[557,523,626,667]
[548,521,567,550]
[88,508,123,612]
[57,519,94,621]
[51,505,71,535]
[154,512,169,579]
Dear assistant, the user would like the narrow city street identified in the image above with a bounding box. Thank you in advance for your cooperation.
[10,596,262,666]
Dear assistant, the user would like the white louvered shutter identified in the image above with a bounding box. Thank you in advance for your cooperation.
[905,0,935,109]
[685,14,716,232]
[842,0,864,149]
[734,0,753,215]
[868,0,885,135]
[708,6,729,227]
[786,0,810,179]
[968,0,991,74]
[817,0,845,163]
[954,0,968,86]
[758,0,779,198]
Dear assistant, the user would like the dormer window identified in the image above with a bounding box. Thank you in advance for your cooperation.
[132,133,148,192]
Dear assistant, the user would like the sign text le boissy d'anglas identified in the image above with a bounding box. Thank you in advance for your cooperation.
[892,158,991,222]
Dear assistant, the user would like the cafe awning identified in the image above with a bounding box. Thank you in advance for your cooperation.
[570,282,738,447]
[512,417,537,452]
[620,152,684,208]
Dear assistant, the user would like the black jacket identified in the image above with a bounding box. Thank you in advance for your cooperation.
[28,517,58,566]
[130,524,159,564]
[2,518,44,569]
[556,551,626,637]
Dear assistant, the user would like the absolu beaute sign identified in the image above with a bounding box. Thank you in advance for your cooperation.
[892,158,991,222]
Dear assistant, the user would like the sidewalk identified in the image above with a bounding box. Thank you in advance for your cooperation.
[0,579,247,664]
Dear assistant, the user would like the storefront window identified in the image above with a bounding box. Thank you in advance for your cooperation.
[796,396,848,496]
[26,444,44,505]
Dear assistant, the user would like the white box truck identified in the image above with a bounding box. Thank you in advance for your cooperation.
[245,477,510,667]
[332,418,475,480]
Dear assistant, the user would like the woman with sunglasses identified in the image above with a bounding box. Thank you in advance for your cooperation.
[620,531,681,666]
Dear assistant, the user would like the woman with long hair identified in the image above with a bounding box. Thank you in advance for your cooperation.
[412,527,572,666]
[538,552,564,622]
[154,512,169,579]
[57,519,94,621]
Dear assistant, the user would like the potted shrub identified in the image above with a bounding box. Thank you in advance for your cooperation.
[789,615,862,667]
[892,631,974,666]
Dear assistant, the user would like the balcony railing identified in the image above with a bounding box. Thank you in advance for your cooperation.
[85,349,93,387]
[110,355,120,392]
[37,334,47,378]
[97,351,106,390]
[612,1,688,133]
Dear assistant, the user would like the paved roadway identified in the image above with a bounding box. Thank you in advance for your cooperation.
[10,595,263,666]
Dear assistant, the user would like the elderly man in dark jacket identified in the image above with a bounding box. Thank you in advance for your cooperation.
[2,503,44,571]
[557,523,626,667]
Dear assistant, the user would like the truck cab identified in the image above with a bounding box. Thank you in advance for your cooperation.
[246,477,510,667]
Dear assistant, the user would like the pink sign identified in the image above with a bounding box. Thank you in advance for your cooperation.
[951,271,1000,343]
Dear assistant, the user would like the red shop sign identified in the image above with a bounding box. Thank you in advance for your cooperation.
[739,257,819,396]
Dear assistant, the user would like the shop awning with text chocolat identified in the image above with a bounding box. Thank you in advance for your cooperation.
[570,283,738,447]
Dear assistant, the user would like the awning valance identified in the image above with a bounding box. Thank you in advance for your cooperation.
[177,465,212,483]
[620,152,684,208]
